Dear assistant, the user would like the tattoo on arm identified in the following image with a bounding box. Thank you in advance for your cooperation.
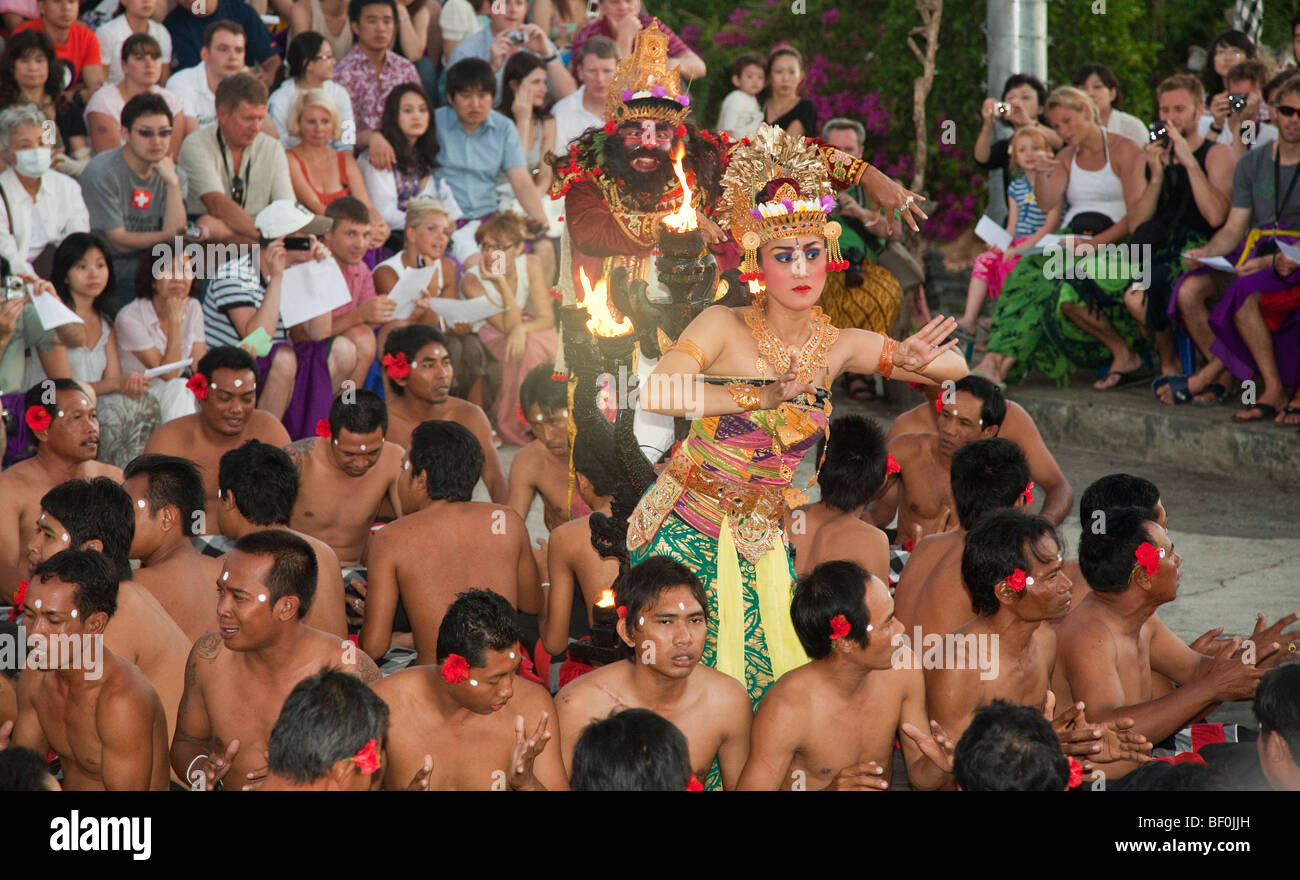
[284,438,315,472]
[195,631,222,663]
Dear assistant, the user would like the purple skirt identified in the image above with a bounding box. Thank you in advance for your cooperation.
[257,339,335,441]
[1209,275,1300,387]
[2,391,32,467]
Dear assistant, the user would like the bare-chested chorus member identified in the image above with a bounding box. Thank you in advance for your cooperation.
[508,363,581,530]
[7,550,169,790]
[285,390,405,566]
[569,708,695,791]
[738,560,955,791]
[144,347,291,523]
[124,455,224,643]
[361,421,541,666]
[0,380,122,599]
[374,589,567,791]
[556,556,752,790]
[953,701,1073,791]
[171,530,381,790]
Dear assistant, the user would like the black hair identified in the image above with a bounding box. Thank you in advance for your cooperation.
[124,454,207,537]
[792,560,874,659]
[33,549,120,620]
[1078,473,1159,521]
[814,415,887,511]
[382,323,447,396]
[408,420,482,502]
[518,361,567,416]
[0,30,68,117]
[328,388,388,439]
[1001,73,1048,110]
[0,747,55,791]
[445,57,497,100]
[500,52,551,119]
[348,0,397,24]
[121,91,173,131]
[40,478,134,581]
[730,51,765,80]
[380,83,438,178]
[952,375,1007,429]
[231,530,317,618]
[954,700,1069,791]
[570,708,693,791]
[121,32,162,64]
[134,245,197,299]
[1254,664,1300,762]
[614,556,706,632]
[51,233,115,317]
[196,345,257,381]
[435,588,521,666]
[1077,505,1160,594]
[1204,30,1256,98]
[218,441,300,526]
[572,430,621,499]
[962,510,1062,617]
[21,378,84,451]
[1072,62,1122,108]
[287,31,327,80]
[951,437,1029,531]
[267,668,389,784]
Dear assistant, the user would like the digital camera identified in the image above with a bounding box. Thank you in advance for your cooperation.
[1228,92,1248,114]
[1147,122,1170,145]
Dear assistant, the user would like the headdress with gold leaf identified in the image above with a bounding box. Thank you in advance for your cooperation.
[605,22,691,126]
[719,124,848,280]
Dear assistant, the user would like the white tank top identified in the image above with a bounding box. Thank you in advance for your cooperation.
[1062,128,1128,229]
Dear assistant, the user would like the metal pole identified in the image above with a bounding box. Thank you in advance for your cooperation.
[983,0,1048,222]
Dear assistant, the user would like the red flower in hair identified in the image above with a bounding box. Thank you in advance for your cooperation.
[351,738,380,774]
[441,653,470,684]
[315,419,332,438]
[1021,481,1035,504]
[186,373,209,400]
[24,405,51,432]
[8,580,28,621]
[886,454,901,476]
[934,397,944,414]
[686,773,704,791]
[829,614,851,640]
[517,402,529,425]
[674,123,686,138]
[1134,542,1161,577]
[382,352,411,380]
[604,120,617,135]
[616,605,627,620]
[1067,757,1084,789]
[1007,568,1027,593]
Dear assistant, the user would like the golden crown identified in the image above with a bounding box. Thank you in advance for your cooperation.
[604,22,691,126]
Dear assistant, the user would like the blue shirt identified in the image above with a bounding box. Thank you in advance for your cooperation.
[1008,174,1049,238]
[164,0,276,70]
[433,106,526,219]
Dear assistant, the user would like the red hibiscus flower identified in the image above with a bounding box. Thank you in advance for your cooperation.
[517,402,529,425]
[382,352,411,380]
[685,773,704,791]
[674,123,686,139]
[441,653,470,684]
[351,738,380,774]
[8,580,28,621]
[616,605,627,620]
[1007,568,1027,593]
[829,614,851,640]
[604,120,617,135]
[1134,542,1161,577]
[935,397,944,414]
[315,419,332,438]
[186,373,209,400]
[886,454,901,476]
[1067,757,1084,789]
[24,405,51,432]
[1021,481,1035,504]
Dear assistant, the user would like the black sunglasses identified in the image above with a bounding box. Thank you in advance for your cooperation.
[1275,105,1300,118]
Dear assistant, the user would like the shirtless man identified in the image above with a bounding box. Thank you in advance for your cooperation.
[866,376,1006,543]
[124,455,223,642]
[27,479,190,755]
[216,441,348,639]
[381,325,506,503]
[285,390,405,566]
[555,556,752,789]
[143,346,291,523]
[737,560,954,791]
[893,438,1030,636]
[360,421,541,665]
[888,381,1074,525]
[508,363,579,530]
[171,530,381,790]
[789,414,890,581]
[923,510,1151,769]
[7,551,169,790]
[0,380,122,599]
[1058,507,1294,784]
[373,589,567,791]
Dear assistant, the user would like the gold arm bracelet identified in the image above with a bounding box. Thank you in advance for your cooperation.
[726,382,762,411]
[667,339,708,370]
[876,337,899,379]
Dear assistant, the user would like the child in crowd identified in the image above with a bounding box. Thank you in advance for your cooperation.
[715,52,765,139]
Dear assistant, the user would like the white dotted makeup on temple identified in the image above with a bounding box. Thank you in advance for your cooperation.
[508,651,516,660]
[70,609,78,618]
[469,679,478,687]
[137,499,147,509]
[61,534,68,543]
[257,594,267,602]
[1026,576,1036,586]
[638,617,645,626]
[222,572,229,581]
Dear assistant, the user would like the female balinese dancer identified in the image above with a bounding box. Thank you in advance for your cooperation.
[627,124,968,704]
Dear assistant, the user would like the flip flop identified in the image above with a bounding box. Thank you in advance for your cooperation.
[1095,367,1151,390]
[1234,403,1279,422]
[1190,383,1227,406]
[1151,374,1191,404]
[1278,405,1300,425]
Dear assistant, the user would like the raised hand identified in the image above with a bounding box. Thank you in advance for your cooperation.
[861,164,927,234]
[901,719,955,774]
[758,347,816,409]
[824,761,890,791]
[1248,611,1299,668]
[892,315,960,374]
[508,712,551,790]
[193,739,241,790]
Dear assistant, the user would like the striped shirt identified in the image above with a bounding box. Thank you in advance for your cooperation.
[202,253,288,349]
[1008,174,1049,237]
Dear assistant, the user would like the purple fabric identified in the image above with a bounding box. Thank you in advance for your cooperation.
[1209,271,1300,387]
[1167,239,1251,331]
[256,339,334,441]
[2,391,33,468]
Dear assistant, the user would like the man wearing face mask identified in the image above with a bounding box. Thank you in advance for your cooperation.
[0,104,90,277]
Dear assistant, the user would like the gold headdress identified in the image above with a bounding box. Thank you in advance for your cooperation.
[604,22,691,126]
[719,124,847,281]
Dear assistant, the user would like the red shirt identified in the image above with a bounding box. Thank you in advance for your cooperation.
[12,19,102,81]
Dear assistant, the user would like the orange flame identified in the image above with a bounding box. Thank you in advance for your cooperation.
[660,142,698,232]
[596,588,616,608]
[577,267,633,337]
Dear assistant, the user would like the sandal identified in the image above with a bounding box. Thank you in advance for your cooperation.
[1151,374,1191,405]
[1190,384,1227,406]
[1277,405,1300,426]
[1094,367,1150,391]
[1233,403,1279,422]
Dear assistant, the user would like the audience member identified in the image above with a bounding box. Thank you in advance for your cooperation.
[0,277,74,426]
[1073,62,1148,144]
[12,0,107,95]
[446,0,575,98]
[372,198,459,343]
[319,197,389,387]
[163,0,278,85]
[569,0,703,81]
[438,0,481,65]
[269,31,356,152]
[532,0,586,57]
[0,30,90,176]
[716,52,764,139]
[0,104,90,276]
[289,0,353,65]
[974,73,1062,174]
[550,35,614,150]
[333,0,420,170]
[360,83,461,234]
[164,20,252,130]
[1202,59,1278,157]
[115,254,205,422]
[497,53,556,216]
[95,0,172,85]
[761,46,814,140]
[84,34,188,158]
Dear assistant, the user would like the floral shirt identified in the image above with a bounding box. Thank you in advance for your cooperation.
[569,12,690,78]
[333,46,419,133]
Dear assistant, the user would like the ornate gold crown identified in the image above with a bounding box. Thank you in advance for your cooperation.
[719,124,846,279]
[604,22,691,126]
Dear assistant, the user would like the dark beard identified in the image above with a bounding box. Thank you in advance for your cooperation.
[605,145,676,205]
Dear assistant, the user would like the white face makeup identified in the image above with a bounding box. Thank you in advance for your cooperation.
[1026,576,1036,586]
[222,571,229,582]
[34,599,42,610]
[678,602,685,610]
[403,460,410,470]
[233,379,243,387]
[61,534,68,543]
[469,679,478,687]
[638,617,645,626]
[257,593,267,602]
[359,444,367,451]
[137,499,147,509]
[508,651,516,660]
[70,609,78,618]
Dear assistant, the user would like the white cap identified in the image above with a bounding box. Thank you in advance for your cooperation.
[254,200,333,239]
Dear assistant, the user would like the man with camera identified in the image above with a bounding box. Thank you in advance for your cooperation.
[445,0,575,98]
[1200,59,1278,159]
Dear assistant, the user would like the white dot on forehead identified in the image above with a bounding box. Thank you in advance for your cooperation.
[34,599,42,609]
[136,499,147,509]
[257,593,267,602]
[233,379,243,387]
[359,444,367,451]
[678,602,685,610]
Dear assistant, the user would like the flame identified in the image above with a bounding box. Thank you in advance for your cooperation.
[660,142,698,232]
[577,267,633,337]
[596,588,616,608]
